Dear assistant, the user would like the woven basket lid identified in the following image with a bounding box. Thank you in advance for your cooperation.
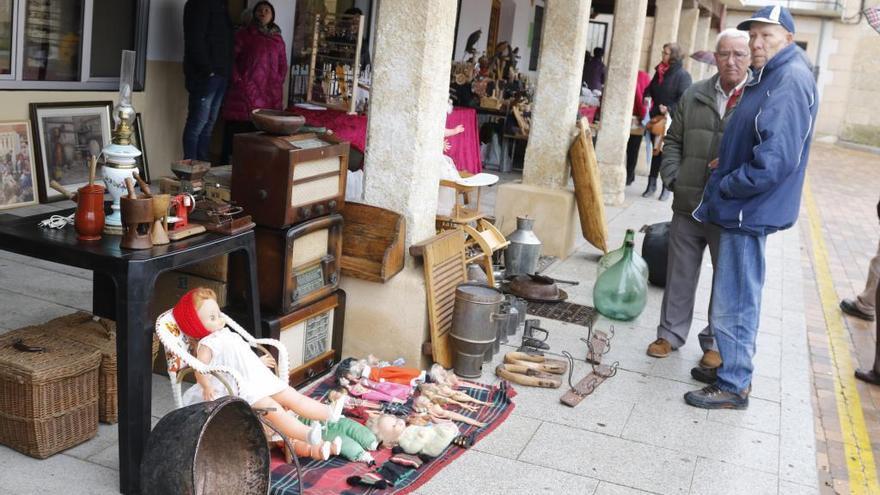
[0,328,101,382]
[50,312,116,357]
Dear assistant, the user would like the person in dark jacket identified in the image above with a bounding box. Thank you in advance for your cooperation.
[582,47,606,91]
[646,29,751,379]
[685,6,818,410]
[182,0,233,162]
[221,1,287,164]
[643,42,692,200]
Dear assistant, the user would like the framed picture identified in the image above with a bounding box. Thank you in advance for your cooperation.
[130,113,149,183]
[29,101,113,202]
[0,121,39,211]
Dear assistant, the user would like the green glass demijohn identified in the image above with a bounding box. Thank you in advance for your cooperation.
[593,239,648,321]
[597,229,649,281]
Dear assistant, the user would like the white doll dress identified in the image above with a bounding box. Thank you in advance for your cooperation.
[181,327,287,406]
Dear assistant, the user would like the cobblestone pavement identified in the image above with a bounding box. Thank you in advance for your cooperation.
[798,142,880,495]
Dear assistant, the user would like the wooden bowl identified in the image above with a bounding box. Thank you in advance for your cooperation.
[251,109,306,135]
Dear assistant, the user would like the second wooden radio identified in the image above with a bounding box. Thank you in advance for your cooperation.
[231,214,343,314]
[231,132,349,228]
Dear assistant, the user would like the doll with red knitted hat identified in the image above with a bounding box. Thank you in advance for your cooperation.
[175,287,347,461]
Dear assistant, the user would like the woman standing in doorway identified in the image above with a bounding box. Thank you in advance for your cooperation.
[221,1,287,164]
[643,42,691,201]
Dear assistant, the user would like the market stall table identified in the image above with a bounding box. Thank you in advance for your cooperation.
[290,105,483,174]
[0,210,262,494]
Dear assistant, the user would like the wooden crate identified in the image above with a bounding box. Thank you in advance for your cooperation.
[340,202,405,283]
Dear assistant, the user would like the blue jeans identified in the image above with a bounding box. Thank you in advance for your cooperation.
[182,75,226,161]
[711,230,766,394]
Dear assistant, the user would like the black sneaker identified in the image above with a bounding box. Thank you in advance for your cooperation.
[840,299,875,321]
[684,384,748,410]
[691,366,717,384]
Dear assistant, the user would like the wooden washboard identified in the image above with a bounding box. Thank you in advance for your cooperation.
[409,229,467,368]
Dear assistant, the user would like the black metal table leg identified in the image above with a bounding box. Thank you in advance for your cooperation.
[113,264,155,494]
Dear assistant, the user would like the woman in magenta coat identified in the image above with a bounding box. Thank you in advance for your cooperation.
[221,1,287,164]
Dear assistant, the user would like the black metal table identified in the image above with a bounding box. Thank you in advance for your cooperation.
[0,209,262,494]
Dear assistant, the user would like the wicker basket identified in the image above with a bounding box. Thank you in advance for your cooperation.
[0,328,101,459]
[40,312,160,424]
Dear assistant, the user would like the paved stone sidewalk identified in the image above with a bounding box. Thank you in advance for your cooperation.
[0,175,818,494]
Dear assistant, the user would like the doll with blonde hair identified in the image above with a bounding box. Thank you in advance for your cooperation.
[175,287,345,460]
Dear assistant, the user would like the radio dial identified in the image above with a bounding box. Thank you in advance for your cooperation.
[300,206,312,217]
[328,200,337,210]
[257,189,268,200]
[315,204,326,216]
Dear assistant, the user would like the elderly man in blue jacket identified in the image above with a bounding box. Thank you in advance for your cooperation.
[684,6,818,410]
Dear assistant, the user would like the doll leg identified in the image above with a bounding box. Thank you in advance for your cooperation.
[332,417,379,450]
[254,396,324,447]
[273,387,342,422]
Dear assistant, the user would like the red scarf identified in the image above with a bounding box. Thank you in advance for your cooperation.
[655,62,670,85]
[172,289,211,339]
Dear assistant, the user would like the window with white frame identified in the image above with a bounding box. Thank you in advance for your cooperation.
[0,0,148,90]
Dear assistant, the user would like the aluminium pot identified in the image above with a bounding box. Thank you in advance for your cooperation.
[451,282,504,378]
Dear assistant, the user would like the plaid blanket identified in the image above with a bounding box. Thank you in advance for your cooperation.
[269,376,517,495]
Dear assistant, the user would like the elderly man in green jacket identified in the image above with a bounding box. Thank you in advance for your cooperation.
[645,28,751,382]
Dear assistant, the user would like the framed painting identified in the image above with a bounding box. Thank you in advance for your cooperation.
[29,101,113,202]
[0,121,38,210]
[130,113,149,182]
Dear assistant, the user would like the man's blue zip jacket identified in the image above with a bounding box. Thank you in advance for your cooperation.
[693,43,818,236]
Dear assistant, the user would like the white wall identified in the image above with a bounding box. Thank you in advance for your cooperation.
[454,0,492,61]
[146,0,297,63]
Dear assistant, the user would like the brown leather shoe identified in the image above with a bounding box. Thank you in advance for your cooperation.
[646,338,672,358]
[700,350,722,369]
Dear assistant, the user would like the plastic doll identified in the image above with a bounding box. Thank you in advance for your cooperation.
[302,416,378,464]
[175,288,343,460]
[429,364,490,392]
[345,378,412,403]
[419,382,490,407]
[365,413,459,457]
[336,357,425,387]
[412,396,486,428]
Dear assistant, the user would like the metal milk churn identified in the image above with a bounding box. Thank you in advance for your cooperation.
[504,216,542,277]
[451,283,504,378]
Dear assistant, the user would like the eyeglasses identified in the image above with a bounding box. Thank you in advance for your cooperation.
[716,51,749,61]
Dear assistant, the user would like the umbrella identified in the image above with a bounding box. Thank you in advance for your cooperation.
[690,50,716,65]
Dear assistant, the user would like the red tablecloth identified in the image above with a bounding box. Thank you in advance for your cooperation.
[287,105,482,173]
[579,105,598,123]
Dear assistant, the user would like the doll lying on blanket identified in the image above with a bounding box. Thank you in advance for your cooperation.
[175,288,356,461]
[336,356,427,387]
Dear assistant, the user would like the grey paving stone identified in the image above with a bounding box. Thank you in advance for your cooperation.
[473,413,542,460]
[779,480,819,495]
[622,395,779,475]
[416,450,600,495]
[0,288,86,331]
[519,422,696,494]
[707,396,781,436]
[593,482,658,495]
[690,457,778,495]
[778,401,818,486]
[0,445,120,495]
[0,259,92,311]
[0,249,92,279]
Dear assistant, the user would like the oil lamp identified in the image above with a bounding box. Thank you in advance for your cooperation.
[102,50,142,234]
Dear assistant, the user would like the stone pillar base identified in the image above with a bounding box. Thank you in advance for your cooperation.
[493,182,585,258]
[339,266,430,369]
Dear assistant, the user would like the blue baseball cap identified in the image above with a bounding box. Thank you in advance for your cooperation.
[737,5,796,34]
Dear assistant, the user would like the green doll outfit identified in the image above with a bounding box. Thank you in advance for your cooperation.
[304,417,378,462]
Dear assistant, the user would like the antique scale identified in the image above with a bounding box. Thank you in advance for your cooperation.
[101,50,142,235]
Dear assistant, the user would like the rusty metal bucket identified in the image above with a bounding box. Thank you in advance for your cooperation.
[141,396,270,495]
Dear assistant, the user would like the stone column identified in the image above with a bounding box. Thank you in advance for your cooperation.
[693,13,712,81]
[705,27,719,77]
[649,0,683,70]
[340,0,457,368]
[594,0,649,206]
[494,0,592,257]
[677,7,699,73]
[521,0,592,189]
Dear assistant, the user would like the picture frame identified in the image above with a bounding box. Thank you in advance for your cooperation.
[29,101,113,202]
[0,121,39,211]
[130,113,149,183]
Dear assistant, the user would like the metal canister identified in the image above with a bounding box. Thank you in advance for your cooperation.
[512,297,528,334]
[504,216,543,277]
[451,283,504,378]
[505,299,520,337]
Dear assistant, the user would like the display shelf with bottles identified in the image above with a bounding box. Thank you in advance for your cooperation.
[305,13,364,114]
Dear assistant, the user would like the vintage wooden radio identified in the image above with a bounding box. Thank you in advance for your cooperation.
[265,290,346,388]
[231,132,349,228]
[230,214,343,314]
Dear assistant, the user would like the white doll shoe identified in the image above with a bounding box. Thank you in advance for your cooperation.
[356,451,375,464]
[309,442,331,461]
[327,398,345,423]
[307,422,323,446]
[330,436,342,456]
